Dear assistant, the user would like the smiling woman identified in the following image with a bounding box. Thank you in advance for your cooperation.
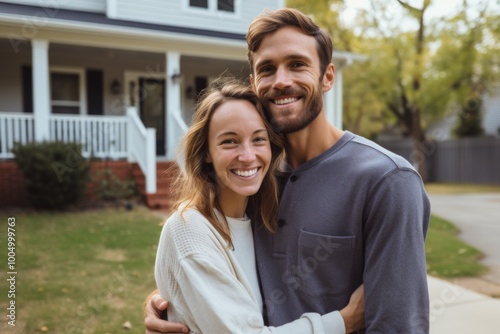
[205,98,272,217]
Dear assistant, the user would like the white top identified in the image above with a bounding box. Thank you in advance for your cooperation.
[225,213,264,313]
[154,208,346,334]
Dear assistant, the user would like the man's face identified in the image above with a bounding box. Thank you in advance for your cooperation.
[250,26,334,134]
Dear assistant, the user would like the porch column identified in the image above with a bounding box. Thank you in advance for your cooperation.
[324,87,335,128]
[166,51,181,160]
[32,39,50,141]
[332,66,343,129]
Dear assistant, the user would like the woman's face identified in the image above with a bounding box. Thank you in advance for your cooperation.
[206,99,272,207]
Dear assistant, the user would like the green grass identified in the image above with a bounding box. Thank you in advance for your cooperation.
[0,206,166,334]
[425,182,500,194]
[423,182,496,277]
[0,203,487,333]
[426,215,487,278]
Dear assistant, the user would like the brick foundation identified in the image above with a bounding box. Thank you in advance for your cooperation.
[0,160,134,208]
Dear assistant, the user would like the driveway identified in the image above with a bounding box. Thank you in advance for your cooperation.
[428,193,500,284]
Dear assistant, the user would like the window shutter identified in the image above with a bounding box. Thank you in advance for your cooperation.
[22,65,33,114]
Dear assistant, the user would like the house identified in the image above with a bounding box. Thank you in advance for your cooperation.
[0,0,359,208]
[426,87,500,141]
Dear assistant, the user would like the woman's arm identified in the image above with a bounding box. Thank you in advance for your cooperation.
[144,284,364,334]
[167,253,347,334]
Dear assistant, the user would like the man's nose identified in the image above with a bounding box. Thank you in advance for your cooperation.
[272,66,292,90]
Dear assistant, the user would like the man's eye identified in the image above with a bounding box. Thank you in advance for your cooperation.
[259,66,274,74]
[290,62,305,68]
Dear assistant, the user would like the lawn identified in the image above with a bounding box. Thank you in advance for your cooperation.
[426,215,487,278]
[0,201,487,333]
[424,182,500,194]
[0,206,167,334]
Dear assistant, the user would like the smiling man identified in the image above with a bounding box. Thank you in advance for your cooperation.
[146,8,430,334]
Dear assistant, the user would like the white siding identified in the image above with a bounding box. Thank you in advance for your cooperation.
[483,94,500,136]
[1,0,106,13]
[114,0,280,35]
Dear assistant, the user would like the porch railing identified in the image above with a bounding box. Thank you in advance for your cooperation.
[168,110,189,168]
[127,107,156,194]
[0,113,35,159]
[0,110,157,194]
[50,115,128,159]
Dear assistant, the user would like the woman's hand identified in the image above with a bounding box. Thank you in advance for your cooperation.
[339,284,365,333]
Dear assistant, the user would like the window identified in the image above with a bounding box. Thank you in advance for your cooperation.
[218,0,234,12]
[50,70,84,114]
[190,0,208,9]
[188,0,235,13]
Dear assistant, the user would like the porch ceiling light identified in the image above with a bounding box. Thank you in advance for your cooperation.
[111,79,121,95]
[171,72,181,83]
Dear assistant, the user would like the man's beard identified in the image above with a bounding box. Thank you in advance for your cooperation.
[264,84,323,134]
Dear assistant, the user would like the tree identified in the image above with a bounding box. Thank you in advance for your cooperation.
[287,0,500,181]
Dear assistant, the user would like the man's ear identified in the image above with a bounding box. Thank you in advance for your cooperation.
[322,63,335,93]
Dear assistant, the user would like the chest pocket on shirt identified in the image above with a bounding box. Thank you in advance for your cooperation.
[295,229,355,297]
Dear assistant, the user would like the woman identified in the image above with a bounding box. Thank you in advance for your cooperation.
[154,78,363,333]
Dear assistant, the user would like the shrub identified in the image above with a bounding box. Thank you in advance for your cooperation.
[12,141,90,209]
[453,95,485,138]
[92,167,137,201]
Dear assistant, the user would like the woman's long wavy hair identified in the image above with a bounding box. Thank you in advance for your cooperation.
[171,77,284,249]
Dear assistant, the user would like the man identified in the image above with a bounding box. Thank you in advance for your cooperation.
[146,8,430,333]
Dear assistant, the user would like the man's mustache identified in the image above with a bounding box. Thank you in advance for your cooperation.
[264,88,304,100]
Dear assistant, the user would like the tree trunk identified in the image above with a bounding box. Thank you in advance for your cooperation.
[410,106,428,182]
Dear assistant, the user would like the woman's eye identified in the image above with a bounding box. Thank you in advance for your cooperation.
[221,139,237,145]
[254,137,268,143]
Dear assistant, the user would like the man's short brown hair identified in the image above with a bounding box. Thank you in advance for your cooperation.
[246,8,333,77]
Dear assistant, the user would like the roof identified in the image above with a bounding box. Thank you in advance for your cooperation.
[0,2,246,41]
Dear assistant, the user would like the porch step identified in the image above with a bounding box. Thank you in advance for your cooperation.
[132,162,180,211]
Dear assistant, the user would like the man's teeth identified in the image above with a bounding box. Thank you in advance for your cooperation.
[234,168,258,177]
[274,97,298,105]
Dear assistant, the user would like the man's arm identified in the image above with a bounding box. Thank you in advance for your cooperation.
[144,290,189,334]
[363,169,430,333]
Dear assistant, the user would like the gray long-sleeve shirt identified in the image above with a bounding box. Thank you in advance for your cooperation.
[254,131,430,333]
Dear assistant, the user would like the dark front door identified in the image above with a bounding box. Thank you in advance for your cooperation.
[139,78,166,155]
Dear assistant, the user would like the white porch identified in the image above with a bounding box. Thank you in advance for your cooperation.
[0,38,355,198]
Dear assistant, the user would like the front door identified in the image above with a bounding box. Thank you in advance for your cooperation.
[139,78,166,155]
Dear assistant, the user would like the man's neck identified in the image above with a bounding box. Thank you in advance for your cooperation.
[284,113,344,168]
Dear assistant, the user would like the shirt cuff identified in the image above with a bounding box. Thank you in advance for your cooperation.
[322,311,346,334]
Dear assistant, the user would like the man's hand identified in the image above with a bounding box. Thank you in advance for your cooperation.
[339,284,365,333]
[144,291,189,334]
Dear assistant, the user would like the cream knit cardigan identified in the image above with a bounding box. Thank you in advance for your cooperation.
[154,208,345,334]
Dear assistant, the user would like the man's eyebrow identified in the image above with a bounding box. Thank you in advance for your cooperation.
[255,54,312,69]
